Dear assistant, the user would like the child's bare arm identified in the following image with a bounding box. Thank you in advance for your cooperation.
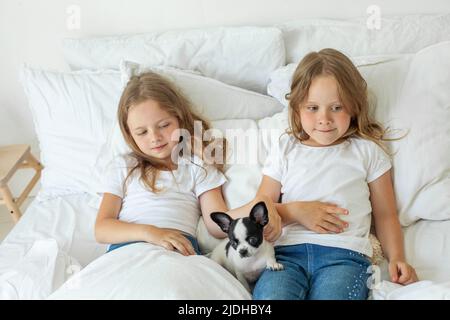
[199,187,228,238]
[255,175,283,242]
[370,170,418,284]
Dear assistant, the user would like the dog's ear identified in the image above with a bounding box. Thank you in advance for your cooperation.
[210,212,233,233]
[249,201,269,226]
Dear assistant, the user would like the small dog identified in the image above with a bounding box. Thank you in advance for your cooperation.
[210,201,284,291]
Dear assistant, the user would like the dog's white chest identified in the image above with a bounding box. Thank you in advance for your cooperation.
[228,244,270,281]
[238,257,267,283]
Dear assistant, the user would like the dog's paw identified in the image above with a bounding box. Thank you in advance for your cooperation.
[267,262,284,271]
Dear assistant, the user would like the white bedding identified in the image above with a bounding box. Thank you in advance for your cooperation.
[368,220,450,299]
[1,193,449,299]
[48,242,250,300]
[402,220,450,283]
[0,193,250,300]
[0,194,105,299]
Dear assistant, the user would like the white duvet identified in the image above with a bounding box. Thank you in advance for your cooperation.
[48,242,250,300]
[1,193,449,299]
[0,194,104,299]
[0,193,250,299]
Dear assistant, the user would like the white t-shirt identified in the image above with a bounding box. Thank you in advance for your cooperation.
[101,154,227,237]
[263,135,392,257]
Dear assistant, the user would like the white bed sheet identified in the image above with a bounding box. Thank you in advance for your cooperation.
[403,220,450,283]
[0,193,106,299]
[371,220,450,299]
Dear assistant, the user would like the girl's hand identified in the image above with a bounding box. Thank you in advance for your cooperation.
[289,201,349,234]
[263,204,282,243]
[388,260,418,285]
[144,226,196,256]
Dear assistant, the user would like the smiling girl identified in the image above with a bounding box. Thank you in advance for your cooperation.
[252,48,418,300]
[95,72,232,255]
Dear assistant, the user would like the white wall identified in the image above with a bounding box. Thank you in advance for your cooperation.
[1,0,449,195]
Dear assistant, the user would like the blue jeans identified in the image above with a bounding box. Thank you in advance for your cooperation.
[253,243,371,300]
[106,234,202,255]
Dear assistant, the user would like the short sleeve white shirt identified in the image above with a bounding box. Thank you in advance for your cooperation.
[101,154,227,237]
[263,135,392,257]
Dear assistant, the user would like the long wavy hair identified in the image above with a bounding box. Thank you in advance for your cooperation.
[287,48,392,153]
[117,72,226,193]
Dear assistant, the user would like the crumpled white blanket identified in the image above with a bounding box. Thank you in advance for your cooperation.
[0,239,81,299]
[48,242,251,300]
[372,280,450,300]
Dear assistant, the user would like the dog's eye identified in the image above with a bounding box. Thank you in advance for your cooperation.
[248,237,258,246]
[231,239,238,247]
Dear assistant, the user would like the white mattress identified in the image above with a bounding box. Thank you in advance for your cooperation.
[1,193,449,299]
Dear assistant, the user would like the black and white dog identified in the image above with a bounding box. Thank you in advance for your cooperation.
[210,201,284,291]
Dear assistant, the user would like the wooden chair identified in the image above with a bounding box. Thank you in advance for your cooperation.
[0,144,43,223]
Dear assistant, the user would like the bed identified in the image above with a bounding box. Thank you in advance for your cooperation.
[1,13,449,300]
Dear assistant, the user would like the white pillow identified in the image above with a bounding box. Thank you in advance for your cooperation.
[263,42,450,225]
[386,42,450,225]
[20,67,123,196]
[266,63,296,108]
[120,61,284,121]
[62,27,286,93]
[278,14,450,63]
[210,119,262,210]
[257,109,289,166]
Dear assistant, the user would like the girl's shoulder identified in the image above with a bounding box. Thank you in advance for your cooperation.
[177,154,204,168]
[177,154,211,175]
[179,154,225,185]
[106,153,137,171]
[188,154,205,167]
[347,137,390,159]
[273,133,298,154]
[348,137,385,150]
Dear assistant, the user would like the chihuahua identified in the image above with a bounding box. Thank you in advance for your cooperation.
[210,201,284,291]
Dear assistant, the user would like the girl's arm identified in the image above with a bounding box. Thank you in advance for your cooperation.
[369,170,418,284]
[198,186,279,239]
[198,187,228,238]
[95,193,195,255]
[257,175,348,233]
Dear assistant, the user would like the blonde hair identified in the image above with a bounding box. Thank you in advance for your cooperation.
[287,48,391,152]
[117,72,226,193]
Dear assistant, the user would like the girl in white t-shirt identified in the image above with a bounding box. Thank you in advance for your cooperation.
[95,72,265,255]
[253,48,418,300]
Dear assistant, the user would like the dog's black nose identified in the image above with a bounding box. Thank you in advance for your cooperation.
[239,248,248,257]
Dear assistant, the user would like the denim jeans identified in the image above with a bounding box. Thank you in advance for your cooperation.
[253,243,372,300]
[106,233,202,255]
